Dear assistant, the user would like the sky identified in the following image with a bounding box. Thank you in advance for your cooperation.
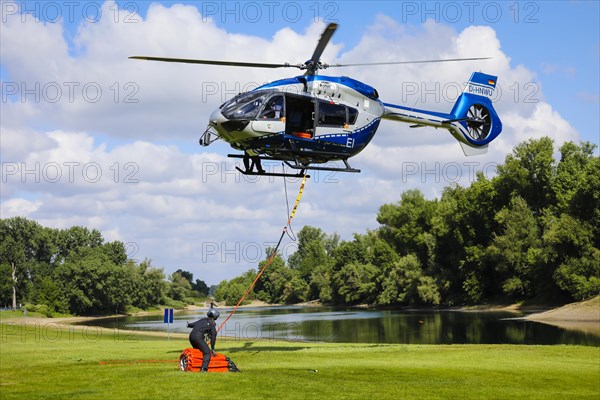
[1,0,599,285]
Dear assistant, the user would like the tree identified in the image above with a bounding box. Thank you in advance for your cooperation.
[175,269,194,285]
[0,217,43,308]
[215,269,258,305]
[570,155,600,247]
[169,272,192,301]
[208,285,218,297]
[0,263,13,307]
[132,260,168,308]
[193,279,209,296]
[487,196,543,298]
[543,213,599,300]
[215,280,246,306]
[333,262,378,304]
[286,226,340,302]
[190,137,598,306]
[253,252,287,303]
[281,275,309,304]
[377,254,440,306]
[171,269,209,297]
[377,189,437,266]
[53,247,131,314]
[309,263,333,303]
[102,241,128,266]
[326,231,399,305]
[0,218,183,314]
[553,251,600,300]
[55,226,103,262]
[288,226,333,281]
[458,246,487,304]
[30,276,66,315]
[495,137,556,213]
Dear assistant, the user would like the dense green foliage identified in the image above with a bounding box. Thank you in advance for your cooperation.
[1,323,598,400]
[0,220,206,315]
[2,138,597,311]
[215,138,599,306]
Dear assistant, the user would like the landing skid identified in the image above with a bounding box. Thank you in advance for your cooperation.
[283,160,360,173]
[235,167,310,179]
[227,151,361,175]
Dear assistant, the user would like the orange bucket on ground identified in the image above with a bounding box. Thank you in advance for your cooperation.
[179,348,240,373]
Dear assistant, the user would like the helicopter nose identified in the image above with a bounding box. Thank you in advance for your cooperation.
[202,110,231,147]
[209,109,226,128]
[209,109,250,133]
[207,109,231,136]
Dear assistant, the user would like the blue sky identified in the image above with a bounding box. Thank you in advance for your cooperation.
[161,0,600,146]
[1,1,598,284]
[9,0,598,145]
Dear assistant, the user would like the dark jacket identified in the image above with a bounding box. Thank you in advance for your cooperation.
[187,317,217,349]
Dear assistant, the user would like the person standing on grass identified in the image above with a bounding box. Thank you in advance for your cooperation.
[187,307,220,372]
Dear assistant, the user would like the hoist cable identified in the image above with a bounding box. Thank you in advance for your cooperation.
[216,174,307,333]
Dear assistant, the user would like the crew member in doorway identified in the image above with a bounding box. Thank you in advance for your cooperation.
[187,307,220,372]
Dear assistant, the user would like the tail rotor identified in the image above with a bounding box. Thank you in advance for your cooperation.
[465,104,493,141]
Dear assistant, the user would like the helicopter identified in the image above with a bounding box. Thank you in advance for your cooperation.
[130,23,502,178]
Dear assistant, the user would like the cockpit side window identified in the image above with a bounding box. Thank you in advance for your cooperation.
[259,95,285,119]
[221,91,270,120]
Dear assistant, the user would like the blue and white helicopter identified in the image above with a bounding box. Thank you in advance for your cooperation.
[131,23,502,178]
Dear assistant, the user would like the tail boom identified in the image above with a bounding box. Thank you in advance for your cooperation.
[382,72,502,156]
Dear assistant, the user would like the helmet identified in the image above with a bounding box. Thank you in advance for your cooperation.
[207,308,220,320]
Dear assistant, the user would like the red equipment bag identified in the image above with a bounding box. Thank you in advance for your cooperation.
[179,348,240,373]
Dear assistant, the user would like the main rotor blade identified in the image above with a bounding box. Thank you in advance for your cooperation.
[309,23,338,65]
[129,56,295,69]
[326,57,492,68]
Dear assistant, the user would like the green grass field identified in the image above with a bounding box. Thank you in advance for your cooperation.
[1,322,598,399]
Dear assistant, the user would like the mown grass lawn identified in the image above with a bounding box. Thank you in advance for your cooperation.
[1,322,598,399]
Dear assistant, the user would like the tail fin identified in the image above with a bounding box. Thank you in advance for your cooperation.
[447,72,502,156]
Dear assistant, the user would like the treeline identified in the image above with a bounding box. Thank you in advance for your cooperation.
[216,137,599,306]
[0,220,209,316]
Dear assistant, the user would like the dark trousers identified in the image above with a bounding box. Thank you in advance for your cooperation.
[190,335,211,370]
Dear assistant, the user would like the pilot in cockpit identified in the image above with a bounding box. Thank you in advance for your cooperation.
[260,96,284,119]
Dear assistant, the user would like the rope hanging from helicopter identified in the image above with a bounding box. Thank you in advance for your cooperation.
[282,167,299,242]
[216,169,307,333]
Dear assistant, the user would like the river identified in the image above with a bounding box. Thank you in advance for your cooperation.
[76,306,599,346]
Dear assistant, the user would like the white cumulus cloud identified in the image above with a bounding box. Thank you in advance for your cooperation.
[1,3,581,283]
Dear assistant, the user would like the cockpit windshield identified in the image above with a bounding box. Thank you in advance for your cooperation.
[220,91,270,120]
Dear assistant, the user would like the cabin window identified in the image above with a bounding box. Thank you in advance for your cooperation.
[317,102,359,127]
[318,101,346,127]
[348,107,358,125]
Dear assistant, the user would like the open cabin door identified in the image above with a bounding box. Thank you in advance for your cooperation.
[284,94,316,138]
[250,93,322,139]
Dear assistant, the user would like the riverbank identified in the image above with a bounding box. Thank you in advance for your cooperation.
[2,296,597,336]
[524,296,599,321]
[523,296,600,335]
[0,299,288,342]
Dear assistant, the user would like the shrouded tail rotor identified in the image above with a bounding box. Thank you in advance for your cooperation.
[465,104,493,141]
